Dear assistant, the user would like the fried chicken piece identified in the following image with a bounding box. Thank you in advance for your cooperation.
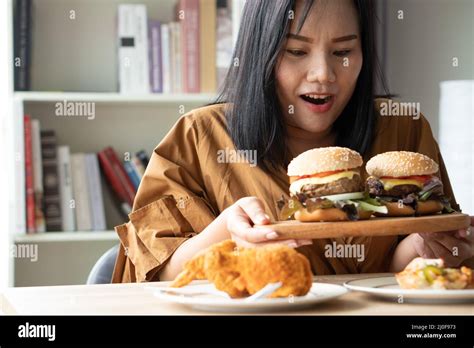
[171,240,313,298]
[172,239,246,298]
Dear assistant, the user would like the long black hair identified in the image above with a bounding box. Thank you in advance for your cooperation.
[214,0,390,173]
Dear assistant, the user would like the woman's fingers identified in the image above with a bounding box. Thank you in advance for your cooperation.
[420,230,473,249]
[227,196,280,243]
[418,231,473,267]
[236,196,271,225]
[455,226,474,241]
[227,208,313,245]
[436,233,472,253]
[456,216,474,240]
[428,240,462,267]
[412,234,436,258]
[226,205,277,243]
[227,196,313,246]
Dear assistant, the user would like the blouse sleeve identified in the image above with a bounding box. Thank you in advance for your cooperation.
[112,114,217,283]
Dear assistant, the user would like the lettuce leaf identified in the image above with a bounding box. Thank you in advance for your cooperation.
[279,198,303,220]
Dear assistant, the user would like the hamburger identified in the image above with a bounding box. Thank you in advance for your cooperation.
[278,147,388,222]
[365,151,455,216]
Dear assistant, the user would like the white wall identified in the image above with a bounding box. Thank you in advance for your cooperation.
[385,0,474,139]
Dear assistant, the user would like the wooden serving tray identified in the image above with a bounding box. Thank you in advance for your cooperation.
[267,213,471,240]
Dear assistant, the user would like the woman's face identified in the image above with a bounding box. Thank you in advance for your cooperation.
[275,0,363,135]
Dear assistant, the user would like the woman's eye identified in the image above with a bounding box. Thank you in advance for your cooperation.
[286,49,306,57]
[334,50,351,57]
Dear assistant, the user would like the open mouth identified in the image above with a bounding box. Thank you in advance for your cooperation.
[300,95,333,105]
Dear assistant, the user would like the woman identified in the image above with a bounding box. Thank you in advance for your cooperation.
[112,0,473,283]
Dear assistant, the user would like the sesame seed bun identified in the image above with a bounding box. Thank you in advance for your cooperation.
[366,151,439,178]
[287,147,363,176]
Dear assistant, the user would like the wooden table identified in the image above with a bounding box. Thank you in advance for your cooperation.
[1,273,472,315]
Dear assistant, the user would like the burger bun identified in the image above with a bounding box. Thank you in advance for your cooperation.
[416,200,444,215]
[288,146,363,177]
[374,202,415,217]
[366,151,439,178]
[294,208,372,222]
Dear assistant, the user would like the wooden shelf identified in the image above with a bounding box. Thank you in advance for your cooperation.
[14,92,217,104]
[13,231,119,243]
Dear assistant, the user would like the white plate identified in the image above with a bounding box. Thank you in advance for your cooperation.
[344,276,474,303]
[152,282,348,312]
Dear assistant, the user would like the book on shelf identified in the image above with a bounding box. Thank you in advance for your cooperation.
[31,119,46,232]
[161,23,171,94]
[178,0,200,93]
[23,119,150,233]
[70,153,108,231]
[123,161,141,191]
[13,0,32,91]
[216,0,233,89]
[170,21,182,93]
[136,150,150,168]
[24,115,35,233]
[117,4,150,94]
[148,20,163,93]
[57,145,76,231]
[71,153,93,231]
[200,0,217,93]
[40,130,62,231]
[113,0,227,94]
[105,147,136,206]
[131,154,146,178]
[98,147,133,217]
[85,154,107,231]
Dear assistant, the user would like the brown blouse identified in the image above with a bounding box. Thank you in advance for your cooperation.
[111,98,460,283]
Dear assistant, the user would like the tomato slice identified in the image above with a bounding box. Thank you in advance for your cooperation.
[381,175,432,183]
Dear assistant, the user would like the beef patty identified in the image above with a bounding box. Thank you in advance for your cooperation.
[300,175,362,198]
[366,176,421,197]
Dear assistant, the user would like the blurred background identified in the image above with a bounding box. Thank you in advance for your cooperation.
[0,0,472,288]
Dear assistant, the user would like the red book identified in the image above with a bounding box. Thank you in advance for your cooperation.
[24,115,36,233]
[179,0,200,92]
[98,147,136,215]
[104,147,136,205]
[98,149,130,215]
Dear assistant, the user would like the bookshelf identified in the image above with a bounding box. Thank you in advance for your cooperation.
[7,0,244,287]
[14,231,118,243]
[15,91,216,104]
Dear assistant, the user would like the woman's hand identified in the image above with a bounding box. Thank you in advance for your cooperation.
[224,196,313,248]
[411,216,474,267]
[391,216,474,271]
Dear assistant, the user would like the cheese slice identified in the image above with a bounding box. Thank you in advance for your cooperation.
[290,171,359,194]
[380,178,424,191]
